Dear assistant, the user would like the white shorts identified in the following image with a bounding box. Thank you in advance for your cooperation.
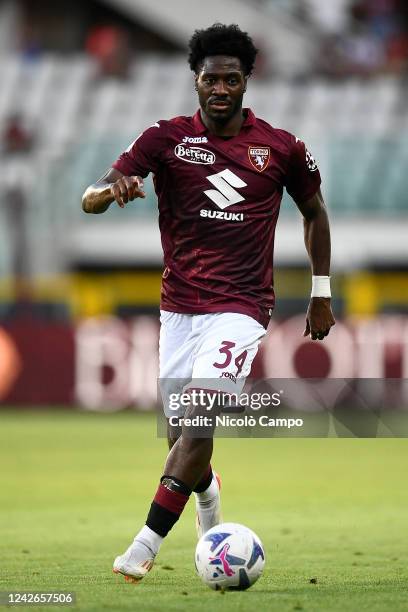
[159,310,266,417]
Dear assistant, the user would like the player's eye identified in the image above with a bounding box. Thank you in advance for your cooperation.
[227,78,238,85]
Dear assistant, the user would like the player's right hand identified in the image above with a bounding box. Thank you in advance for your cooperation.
[110,175,145,208]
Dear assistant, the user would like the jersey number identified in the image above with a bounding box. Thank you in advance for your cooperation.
[213,340,248,376]
[204,169,247,209]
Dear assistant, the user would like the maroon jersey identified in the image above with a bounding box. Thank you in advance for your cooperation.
[113,109,321,328]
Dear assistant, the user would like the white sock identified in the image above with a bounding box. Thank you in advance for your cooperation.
[194,473,221,534]
[133,525,163,556]
[195,474,219,503]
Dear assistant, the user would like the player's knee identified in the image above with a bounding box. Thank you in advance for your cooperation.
[167,421,181,448]
[181,435,212,455]
[183,394,221,420]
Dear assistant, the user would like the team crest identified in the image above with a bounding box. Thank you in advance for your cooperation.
[248,146,270,172]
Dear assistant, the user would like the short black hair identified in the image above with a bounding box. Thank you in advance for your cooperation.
[188,23,258,77]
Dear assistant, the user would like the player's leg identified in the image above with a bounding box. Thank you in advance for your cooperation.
[113,311,194,582]
[113,312,265,581]
[167,419,221,537]
[165,312,266,537]
[193,313,265,535]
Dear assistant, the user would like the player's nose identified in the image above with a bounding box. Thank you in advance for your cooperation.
[212,79,228,96]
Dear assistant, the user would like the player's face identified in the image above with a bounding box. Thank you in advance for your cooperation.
[195,56,247,123]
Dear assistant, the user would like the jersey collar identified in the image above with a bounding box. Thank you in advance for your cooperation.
[192,108,256,134]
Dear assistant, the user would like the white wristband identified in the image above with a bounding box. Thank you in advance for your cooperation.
[311,275,331,298]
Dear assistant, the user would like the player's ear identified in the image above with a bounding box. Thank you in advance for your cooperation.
[243,76,248,92]
[194,74,199,91]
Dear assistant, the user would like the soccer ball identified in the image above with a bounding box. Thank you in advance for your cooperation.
[195,522,265,590]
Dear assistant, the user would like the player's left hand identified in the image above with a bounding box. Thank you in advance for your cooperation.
[303,297,335,341]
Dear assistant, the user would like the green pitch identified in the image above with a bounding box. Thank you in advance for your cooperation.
[1,410,407,612]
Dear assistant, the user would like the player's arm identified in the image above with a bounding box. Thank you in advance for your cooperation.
[82,168,145,214]
[295,187,335,340]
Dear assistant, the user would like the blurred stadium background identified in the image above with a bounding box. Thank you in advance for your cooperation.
[0,0,407,410]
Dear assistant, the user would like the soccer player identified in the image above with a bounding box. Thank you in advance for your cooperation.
[82,23,335,582]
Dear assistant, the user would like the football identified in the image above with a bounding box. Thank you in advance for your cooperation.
[195,522,265,590]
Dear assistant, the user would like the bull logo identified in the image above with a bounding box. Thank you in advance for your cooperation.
[248,146,270,172]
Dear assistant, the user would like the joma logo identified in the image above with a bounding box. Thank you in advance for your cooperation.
[182,136,208,143]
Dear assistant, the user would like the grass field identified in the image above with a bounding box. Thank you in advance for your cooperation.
[1,410,407,612]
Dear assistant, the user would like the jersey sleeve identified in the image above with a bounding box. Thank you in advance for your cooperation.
[112,121,167,178]
[285,137,321,203]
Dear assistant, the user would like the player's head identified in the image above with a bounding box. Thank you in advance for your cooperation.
[188,23,258,123]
